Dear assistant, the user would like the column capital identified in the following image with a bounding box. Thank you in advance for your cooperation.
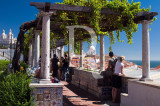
[141,20,152,24]
[100,34,105,37]
[40,11,54,17]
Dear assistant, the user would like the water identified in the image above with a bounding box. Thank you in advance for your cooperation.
[128,60,160,68]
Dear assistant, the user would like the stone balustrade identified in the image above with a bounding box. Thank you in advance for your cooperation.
[121,79,160,106]
[71,68,137,101]
[71,68,113,100]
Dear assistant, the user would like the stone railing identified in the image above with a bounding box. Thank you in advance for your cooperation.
[121,79,160,106]
[70,67,137,101]
[70,68,160,105]
[0,51,10,60]
[121,76,136,94]
[71,68,112,100]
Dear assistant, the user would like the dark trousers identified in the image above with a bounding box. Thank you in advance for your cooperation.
[53,68,58,77]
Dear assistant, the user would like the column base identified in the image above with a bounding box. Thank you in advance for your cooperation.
[79,67,83,70]
[39,79,51,84]
[139,77,153,81]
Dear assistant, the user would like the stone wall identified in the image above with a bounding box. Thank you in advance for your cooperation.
[121,79,160,106]
[71,68,136,101]
[121,76,135,94]
[71,68,112,100]
[0,49,23,60]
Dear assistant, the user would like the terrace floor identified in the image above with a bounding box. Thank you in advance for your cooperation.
[62,81,120,106]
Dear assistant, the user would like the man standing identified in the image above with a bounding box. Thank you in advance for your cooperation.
[107,51,117,73]
[52,54,59,78]
[63,54,69,81]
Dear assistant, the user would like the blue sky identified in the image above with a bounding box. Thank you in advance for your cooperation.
[0,0,160,60]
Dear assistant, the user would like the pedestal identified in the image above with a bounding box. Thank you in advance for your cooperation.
[30,82,64,106]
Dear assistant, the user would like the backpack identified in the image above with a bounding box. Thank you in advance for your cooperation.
[63,58,69,67]
[110,57,117,72]
[113,57,118,64]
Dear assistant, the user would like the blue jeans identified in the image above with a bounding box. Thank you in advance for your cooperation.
[63,67,69,81]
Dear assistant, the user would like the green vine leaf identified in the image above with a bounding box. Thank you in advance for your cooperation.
[51,0,155,51]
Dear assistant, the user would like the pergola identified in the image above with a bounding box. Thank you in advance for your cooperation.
[13,2,158,82]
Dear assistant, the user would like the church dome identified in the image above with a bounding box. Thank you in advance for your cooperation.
[8,29,13,39]
[1,30,7,40]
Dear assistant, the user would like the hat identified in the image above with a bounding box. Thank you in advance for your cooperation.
[121,56,125,60]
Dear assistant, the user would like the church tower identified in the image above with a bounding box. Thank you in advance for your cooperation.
[8,29,13,40]
[1,30,7,40]
[8,29,14,44]
[0,29,16,46]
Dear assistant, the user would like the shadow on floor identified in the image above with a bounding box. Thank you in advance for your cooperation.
[63,81,120,106]
[63,96,75,106]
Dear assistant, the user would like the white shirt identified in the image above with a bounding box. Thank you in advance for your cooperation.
[114,61,124,74]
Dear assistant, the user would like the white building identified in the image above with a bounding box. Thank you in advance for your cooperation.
[0,29,17,47]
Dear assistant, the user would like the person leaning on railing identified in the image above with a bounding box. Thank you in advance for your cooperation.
[112,56,125,103]
[103,51,117,85]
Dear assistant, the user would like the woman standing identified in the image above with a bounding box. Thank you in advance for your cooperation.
[59,57,64,80]
[112,56,125,103]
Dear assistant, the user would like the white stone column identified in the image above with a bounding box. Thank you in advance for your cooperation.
[60,46,64,57]
[51,49,53,58]
[58,47,61,58]
[28,43,32,67]
[100,35,105,71]
[68,45,72,67]
[31,38,35,67]
[52,48,56,58]
[140,20,152,81]
[56,47,60,59]
[68,29,74,67]
[54,48,56,55]
[40,12,52,81]
[54,48,57,57]
[80,41,83,69]
[34,30,40,67]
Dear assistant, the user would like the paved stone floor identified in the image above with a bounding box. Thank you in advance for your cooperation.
[62,81,120,106]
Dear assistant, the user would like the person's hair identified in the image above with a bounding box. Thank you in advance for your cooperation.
[120,56,125,62]
[65,54,67,57]
[109,51,114,57]
[54,54,56,57]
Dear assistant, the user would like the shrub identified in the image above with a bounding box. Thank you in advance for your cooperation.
[0,60,10,72]
[0,72,35,106]
[0,45,8,49]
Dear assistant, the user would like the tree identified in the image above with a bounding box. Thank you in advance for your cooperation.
[12,20,37,72]
[23,28,34,64]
